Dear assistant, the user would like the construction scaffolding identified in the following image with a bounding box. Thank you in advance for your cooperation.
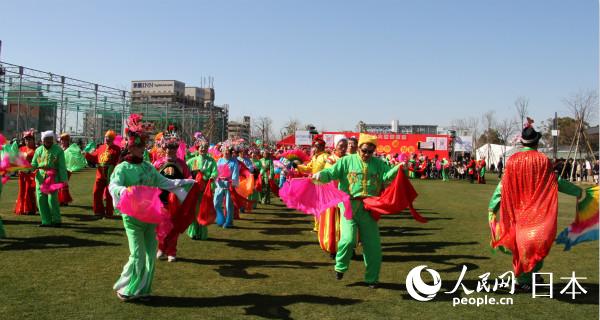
[130,102,229,143]
[0,61,229,144]
[0,61,128,142]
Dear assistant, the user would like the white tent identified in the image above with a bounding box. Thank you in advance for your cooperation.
[476,144,517,168]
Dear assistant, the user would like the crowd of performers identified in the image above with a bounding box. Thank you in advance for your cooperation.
[0,115,596,301]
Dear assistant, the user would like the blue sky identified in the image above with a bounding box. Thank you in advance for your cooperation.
[1,0,597,132]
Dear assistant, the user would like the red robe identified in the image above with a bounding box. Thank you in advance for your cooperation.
[363,169,427,223]
[15,146,37,215]
[85,144,121,216]
[58,171,73,205]
[466,159,476,175]
[477,159,486,184]
[492,151,558,276]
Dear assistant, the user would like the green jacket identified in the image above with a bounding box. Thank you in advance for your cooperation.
[186,154,218,181]
[31,144,68,183]
[318,153,400,198]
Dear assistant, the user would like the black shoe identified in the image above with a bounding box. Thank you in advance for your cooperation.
[335,271,344,280]
[367,282,378,289]
[534,274,544,284]
[515,283,532,293]
[52,223,62,228]
[39,224,53,228]
[329,253,336,260]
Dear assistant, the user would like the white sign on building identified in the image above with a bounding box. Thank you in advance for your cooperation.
[295,130,312,146]
[131,80,185,95]
[454,136,473,152]
[323,134,335,148]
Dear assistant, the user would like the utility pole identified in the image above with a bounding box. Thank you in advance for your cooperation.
[553,112,558,161]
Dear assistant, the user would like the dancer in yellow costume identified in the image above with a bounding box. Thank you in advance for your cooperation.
[297,138,329,231]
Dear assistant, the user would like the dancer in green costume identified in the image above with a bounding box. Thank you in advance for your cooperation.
[315,133,400,287]
[186,133,217,240]
[259,149,275,205]
[109,114,195,301]
[31,131,68,227]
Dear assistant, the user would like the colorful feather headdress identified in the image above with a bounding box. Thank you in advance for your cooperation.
[125,114,154,146]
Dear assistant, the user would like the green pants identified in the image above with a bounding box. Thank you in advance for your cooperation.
[516,261,544,285]
[336,200,382,284]
[248,191,259,209]
[114,215,157,297]
[0,218,5,239]
[442,169,448,181]
[187,221,209,240]
[0,183,4,238]
[35,187,61,225]
[260,179,271,204]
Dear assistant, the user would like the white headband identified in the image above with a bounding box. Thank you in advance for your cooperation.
[334,134,348,146]
[41,131,55,140]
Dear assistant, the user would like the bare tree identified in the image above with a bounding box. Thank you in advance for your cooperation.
[562,89,598,178]
[480,111,496,164]
[563,89,598,123]
[450,118,472,136]
[467,116,480,153]
[495,117,518,163]
[514,96,529,127]
[253,116,273,145]
[282,118,301,137]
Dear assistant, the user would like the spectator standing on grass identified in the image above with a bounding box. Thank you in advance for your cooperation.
[497,158,504,179]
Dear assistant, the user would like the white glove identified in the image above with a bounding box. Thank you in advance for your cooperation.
[312,171,321,181]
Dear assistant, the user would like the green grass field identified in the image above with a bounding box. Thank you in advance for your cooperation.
[0,169,598,319]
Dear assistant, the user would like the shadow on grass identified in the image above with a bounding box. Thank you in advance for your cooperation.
[2,219,40,226]
[209,238,315,251]
[66,204,93,211]
[230,226,308,236]
[250,219,310,227]
[382,215,453,221]
[178,257,331,279]
[62,212,104,221]
[382,241,479,253]
[0,235,119,251]
[379,226,442,237]
[383,254,488,272]
[266,211,308,219]
[137,293,362,319]
[540,282,599,305]
[348,279,485,302]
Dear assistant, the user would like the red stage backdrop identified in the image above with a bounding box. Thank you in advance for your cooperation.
[277,132,450,159]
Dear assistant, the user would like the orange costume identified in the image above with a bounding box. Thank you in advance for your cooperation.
[58,133,73,205]
[15,142,37,215]
[85,131,121,217]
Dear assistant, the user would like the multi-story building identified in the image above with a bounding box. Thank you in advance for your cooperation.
[131,80,186,105]
[228,116,251,141]
[130,80,227,143]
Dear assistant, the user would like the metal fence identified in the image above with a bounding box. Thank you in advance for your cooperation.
[0,61,228,144]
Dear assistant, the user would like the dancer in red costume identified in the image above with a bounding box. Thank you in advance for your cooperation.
[15,129,37,215]
[58,133,73,206]
[466,156,476,184]
[488,118,582,290]
[85,130,121,218]
[153,129,196,262]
